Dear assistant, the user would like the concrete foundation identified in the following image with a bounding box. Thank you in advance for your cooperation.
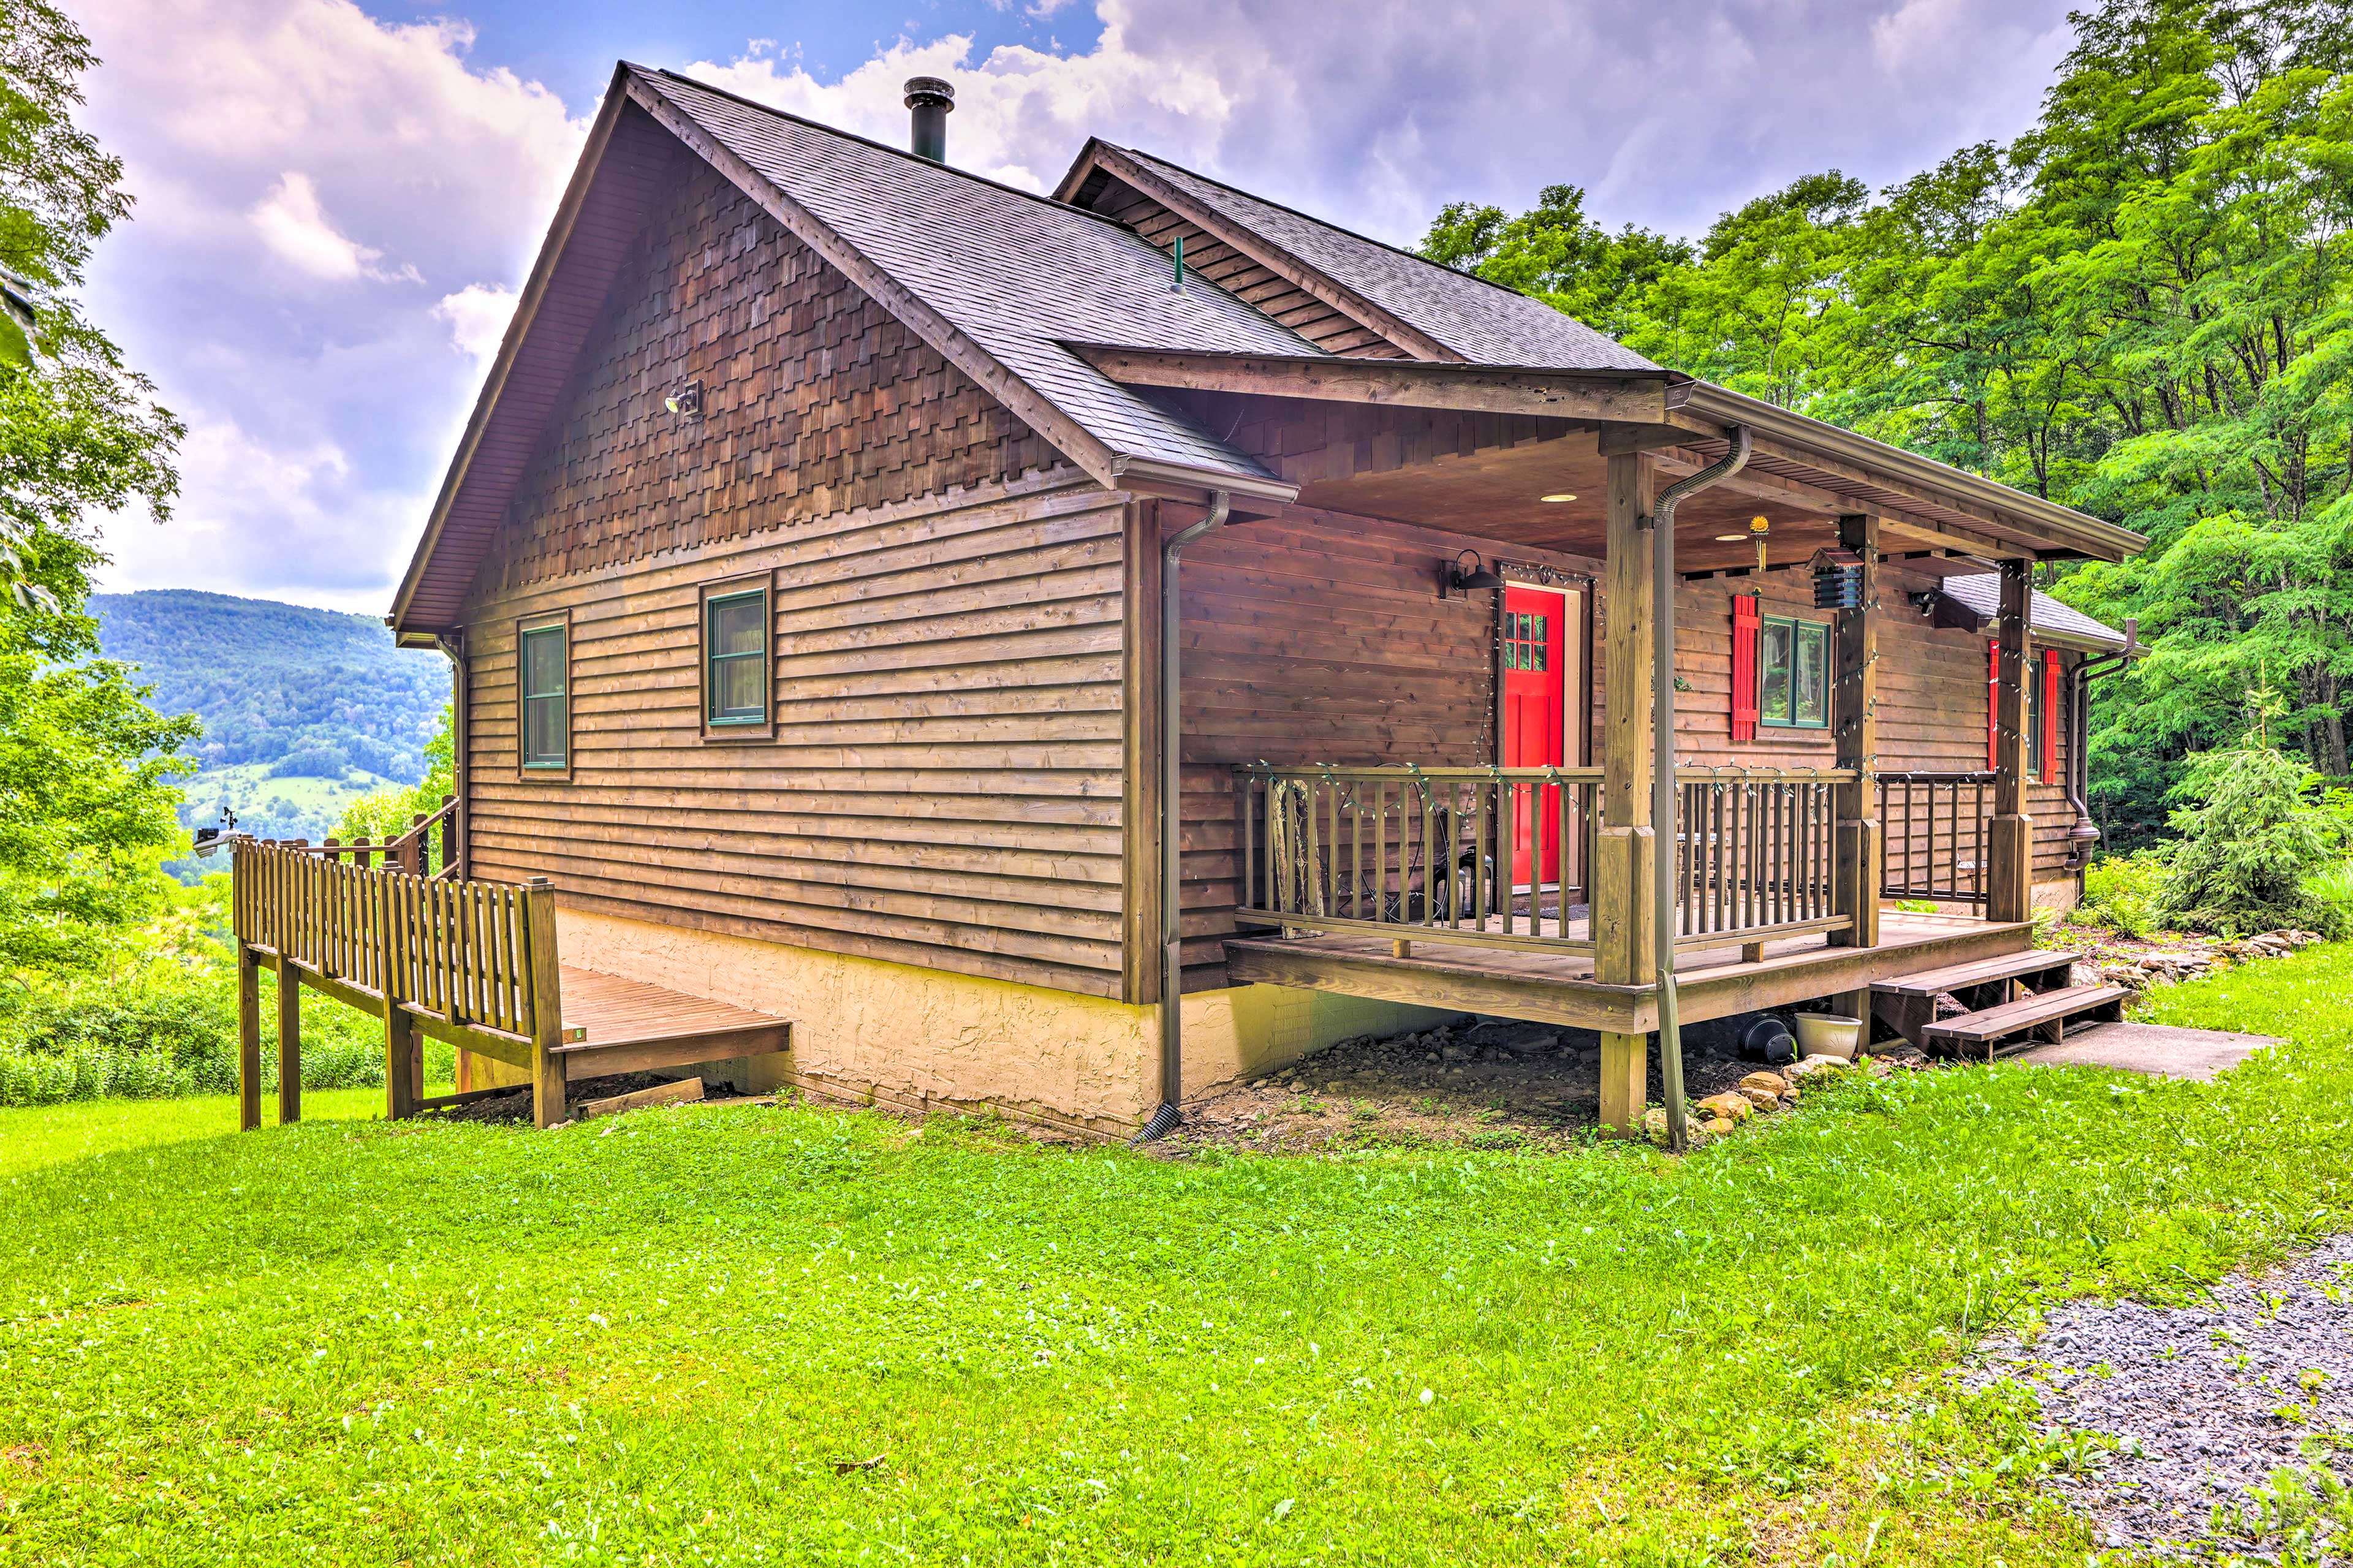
[515,909,1453,1134]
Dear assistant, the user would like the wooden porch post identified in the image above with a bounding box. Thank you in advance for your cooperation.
[237,942,261,1132]
[276,963,301,1124]
[1988,559,2036,922]
[1595,451,1656,1134]
[524,876,569,1128]
[1831,513,1881,950]
[385,1003,419,1122]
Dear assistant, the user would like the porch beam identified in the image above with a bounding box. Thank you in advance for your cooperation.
[1987,560,2036,922]
[1830,513,1882,949]
[1064,345,1672,423]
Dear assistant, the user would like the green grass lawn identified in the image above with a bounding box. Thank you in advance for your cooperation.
[5,953,2352,1565]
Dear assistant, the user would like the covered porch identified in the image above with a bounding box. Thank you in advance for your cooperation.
[1122,362,2142,1134]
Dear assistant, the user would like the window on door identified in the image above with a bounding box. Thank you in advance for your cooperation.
[1504,610,1552,671]
[1757,614,1828,730]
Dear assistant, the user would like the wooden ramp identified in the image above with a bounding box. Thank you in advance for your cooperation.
[551,966,790,1080]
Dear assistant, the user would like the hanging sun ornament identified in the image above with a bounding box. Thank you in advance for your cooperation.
[1748,515,1770,573]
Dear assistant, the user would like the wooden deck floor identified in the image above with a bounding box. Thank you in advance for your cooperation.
[1226,910,2036,1034]
[550,966,790,1079]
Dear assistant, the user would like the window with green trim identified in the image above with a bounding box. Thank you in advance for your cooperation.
[705,588,768,726]
[1757,614,1828,730]
[520,624,567,769]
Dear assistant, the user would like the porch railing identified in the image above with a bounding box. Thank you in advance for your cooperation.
[1234,763,1857,957]
[1877,771,1993,906]
[1233,765,1604,953]
[267,794,460,879]
[231,836,559,1065]
[1670,768,1854,949]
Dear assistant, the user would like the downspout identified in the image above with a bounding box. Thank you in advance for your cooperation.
[2063,618,2138,874]
[1644,428,1751,1155]
[1135,490,1232,1145]
[431,631,468,881]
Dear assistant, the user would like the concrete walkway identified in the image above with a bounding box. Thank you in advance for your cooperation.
[2012,1021,2275,1081]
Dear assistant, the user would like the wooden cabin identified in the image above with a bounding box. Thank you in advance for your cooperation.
[232,63,2143,1137]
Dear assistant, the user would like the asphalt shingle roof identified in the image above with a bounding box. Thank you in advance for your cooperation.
[640,71,1320,485]
[1940,574,2128,647]
[1115,148,1662,374]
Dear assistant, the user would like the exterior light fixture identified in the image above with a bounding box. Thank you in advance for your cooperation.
[664,380,703,418]
[1539,492,1576,502]
[1440,548,1506,599]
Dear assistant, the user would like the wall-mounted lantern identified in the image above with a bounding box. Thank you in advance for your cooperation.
[1440,548,1505,600]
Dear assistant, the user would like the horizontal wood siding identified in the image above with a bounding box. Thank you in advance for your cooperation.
[1625,564,2083,880]
[1175,509,1597,989]
[471,143,1062,599]
[463,475,1130,995]
[455,145,1122,998]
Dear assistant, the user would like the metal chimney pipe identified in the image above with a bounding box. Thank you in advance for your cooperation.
[904,77,954,162]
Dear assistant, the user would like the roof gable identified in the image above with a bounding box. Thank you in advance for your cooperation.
[395,65,1314,632]
[1058,142,1660,375]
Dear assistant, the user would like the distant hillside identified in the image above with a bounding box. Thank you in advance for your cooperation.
[92,589,449,846]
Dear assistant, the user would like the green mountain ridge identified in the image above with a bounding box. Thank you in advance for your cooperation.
[91,589,449,845]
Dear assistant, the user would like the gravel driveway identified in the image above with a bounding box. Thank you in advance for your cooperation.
[1980,1236,2353,1561]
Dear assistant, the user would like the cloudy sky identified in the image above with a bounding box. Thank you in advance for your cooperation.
[74,0,2075,612]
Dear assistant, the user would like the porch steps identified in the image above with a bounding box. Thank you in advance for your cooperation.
[1921,984,2131,1058]
[1872,947,2127,1056]
[1875,948,2080,1001]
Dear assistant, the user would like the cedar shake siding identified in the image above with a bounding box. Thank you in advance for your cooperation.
[469,146,1061,596]
[455,146,1124,997]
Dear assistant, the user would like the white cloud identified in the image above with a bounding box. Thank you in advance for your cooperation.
[432,282,517,362]
[78,0,588,609]
[251,170,420,282]
[71,0,2077,612]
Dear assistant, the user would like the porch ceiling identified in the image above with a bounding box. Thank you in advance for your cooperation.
[1287,434,1965,574]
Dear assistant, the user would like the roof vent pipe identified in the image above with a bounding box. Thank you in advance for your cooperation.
[904,77,953,163]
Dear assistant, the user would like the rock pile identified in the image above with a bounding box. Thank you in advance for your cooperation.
[2080,926,2322,993]
[1640,1053,1882,1144]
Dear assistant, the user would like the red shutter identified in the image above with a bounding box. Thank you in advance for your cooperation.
[1731,594,1759,742]
[1987,638,2000,770]
[2042,649,2062,781]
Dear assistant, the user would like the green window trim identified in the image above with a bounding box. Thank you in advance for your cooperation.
[520,624,568,770]
[1757,613,1830,731]
[704,587,769,727]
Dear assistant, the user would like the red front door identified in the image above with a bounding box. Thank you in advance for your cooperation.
[1502,586,1569,885]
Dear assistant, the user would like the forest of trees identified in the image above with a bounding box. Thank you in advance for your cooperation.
[1421,0,2353,846]
[90,590,443,783]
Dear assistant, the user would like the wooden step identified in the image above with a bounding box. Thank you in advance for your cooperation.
[1875,948,2081,998]
[1922,983,2129,1056]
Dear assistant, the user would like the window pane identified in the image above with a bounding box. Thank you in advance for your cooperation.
[1531,614,1548,672]
[1760,621,1794,724]
[711,595,763,658]
[523,627,564,699]
[1794,624,1827,725]
[525,695,564,766]
[712,654,763,719]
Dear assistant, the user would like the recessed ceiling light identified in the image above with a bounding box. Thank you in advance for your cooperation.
[1538,492,1576,502]
[1714,534,1747,542]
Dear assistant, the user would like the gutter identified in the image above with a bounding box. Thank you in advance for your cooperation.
[1644,427,1752,1155]
[1135,489,1232,1145]
[1677,383,2146,565]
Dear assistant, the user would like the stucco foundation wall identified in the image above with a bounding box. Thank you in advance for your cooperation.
[549,909,1452,1131]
